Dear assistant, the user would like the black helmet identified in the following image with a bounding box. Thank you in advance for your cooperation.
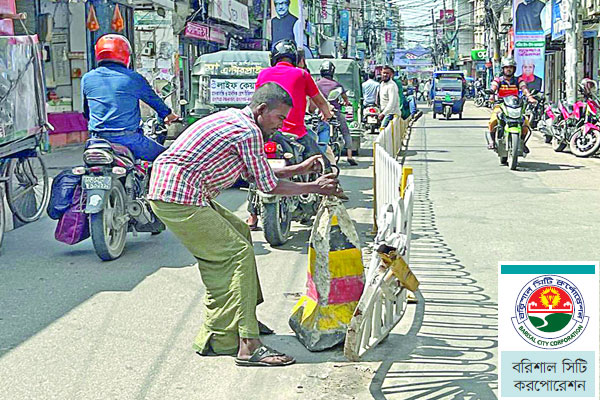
[271,40,297,66]
[320,60,336,77]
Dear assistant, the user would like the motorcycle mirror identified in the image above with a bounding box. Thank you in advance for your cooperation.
[179,99,189,106]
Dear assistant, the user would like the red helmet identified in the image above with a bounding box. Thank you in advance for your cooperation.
[95,34,131,66]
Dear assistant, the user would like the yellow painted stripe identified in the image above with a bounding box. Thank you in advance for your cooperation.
[331,215,338,226]
[291,296,319,325]
[316,302,358,330]
[308,247,364,278]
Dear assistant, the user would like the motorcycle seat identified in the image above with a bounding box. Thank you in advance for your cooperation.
[86,138,134,161]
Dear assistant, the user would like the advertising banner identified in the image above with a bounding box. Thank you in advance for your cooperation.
[393,46,433,67]
[209,79,256,104]
[339,9,349,42]
[271,0,304,47]
[513,0,547,92]
[471,49,487,61]
[208,0,249,29]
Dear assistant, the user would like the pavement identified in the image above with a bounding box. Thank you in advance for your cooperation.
[1,102,599,399]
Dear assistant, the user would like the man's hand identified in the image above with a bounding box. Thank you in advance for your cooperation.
[298,155,324,175]
[321,104,334,121]
[314,173,345,198]
[378,113,385,121]
[164,113,180,125]
[527,95,537,104]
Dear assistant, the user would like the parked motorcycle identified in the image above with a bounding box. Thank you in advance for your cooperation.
[550,99,586,152]
[474,88,487,108]
[569,92,600,157]
[72,138,165,260]
[540,100,561,144]
[363,104,381,134]
[485,90,527,170]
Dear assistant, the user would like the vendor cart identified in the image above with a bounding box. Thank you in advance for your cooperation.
[0,13,51,250]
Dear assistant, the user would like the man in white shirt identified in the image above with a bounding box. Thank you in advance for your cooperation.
[378,65,401,128]
[362,71,379,106]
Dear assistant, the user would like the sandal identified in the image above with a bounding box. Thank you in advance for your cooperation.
[235,345,295,367]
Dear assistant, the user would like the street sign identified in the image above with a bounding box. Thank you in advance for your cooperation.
[471,48,486,61]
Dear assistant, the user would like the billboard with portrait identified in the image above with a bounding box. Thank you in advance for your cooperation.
[513,0,548,92]
[270,0,304,47]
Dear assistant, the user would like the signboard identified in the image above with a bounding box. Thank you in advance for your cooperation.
[385,31,391,44]
[439,9,455,24]
[551,0,565,40]
[513,0,546,92]
[209,79,256,104]
[498,262,599,398]
[471,48,487,61]
[184,22,210,41]
[209,0,249,29]
[393,46,433,67]
[339,10,349,42]
[210,26,227,45]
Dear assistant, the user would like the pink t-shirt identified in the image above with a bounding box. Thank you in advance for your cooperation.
[256,62,320,138]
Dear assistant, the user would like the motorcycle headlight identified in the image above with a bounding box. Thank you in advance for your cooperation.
[506,108,522,119]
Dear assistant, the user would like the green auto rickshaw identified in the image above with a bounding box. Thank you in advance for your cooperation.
[305,58,363,152]
[189,51,271,121]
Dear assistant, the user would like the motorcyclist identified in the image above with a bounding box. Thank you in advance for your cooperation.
[82,34,179,161]
[315,60,358,166]
[246,39,333,230]
[487,57,536,153]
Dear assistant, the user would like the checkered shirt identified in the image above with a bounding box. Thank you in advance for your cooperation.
[148,107,278,206]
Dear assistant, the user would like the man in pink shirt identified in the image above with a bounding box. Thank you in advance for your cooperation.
[247,40,333,229]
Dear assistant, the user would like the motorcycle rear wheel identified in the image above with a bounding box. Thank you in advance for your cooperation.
[569,129,600,157]
[263,199,291,247]
[332,141,342,163]
[90,179,128,261]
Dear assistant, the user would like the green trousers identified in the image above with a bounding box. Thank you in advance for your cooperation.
[149,200,263,355]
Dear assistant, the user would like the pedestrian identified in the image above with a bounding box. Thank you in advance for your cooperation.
[362,71,379,106]
[148,82,344,367]
[424,79,432,106]
[417,80,426,101]
[378,65,401,128]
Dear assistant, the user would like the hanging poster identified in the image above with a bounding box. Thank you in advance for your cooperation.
[270,0,303,47]
[513,0,548,92]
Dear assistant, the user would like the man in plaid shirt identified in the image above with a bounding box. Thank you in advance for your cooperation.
[148,82,343,367]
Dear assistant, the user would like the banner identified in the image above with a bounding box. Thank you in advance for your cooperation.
[271,0,304,47]
[551,0,565,40]
[209,79,256,104]
[393,45,433,67]
[513,0,547,92]
[339,10,349,42]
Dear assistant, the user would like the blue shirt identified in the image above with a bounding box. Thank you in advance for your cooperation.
[82,62,171,133]
[362,79,379,105]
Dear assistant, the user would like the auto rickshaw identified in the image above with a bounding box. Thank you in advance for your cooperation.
[305,58,363,152]
[431,70,467,120]
[189,51,271,121]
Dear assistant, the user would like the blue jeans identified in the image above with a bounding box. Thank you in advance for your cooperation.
[407,95,418,115]
[316,121,331,153]
[95,129,166,161]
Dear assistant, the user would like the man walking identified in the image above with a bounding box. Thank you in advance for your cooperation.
[362,71,379,106]
[148,82,344,367]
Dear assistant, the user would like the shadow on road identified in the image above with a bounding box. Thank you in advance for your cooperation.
[517,161,585,172]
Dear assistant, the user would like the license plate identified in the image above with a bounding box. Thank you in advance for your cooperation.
[267,159,286,169]
[367,116,377,124]
[82,176,112,190]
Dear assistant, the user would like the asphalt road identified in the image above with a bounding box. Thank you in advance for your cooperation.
[1,102,599,399]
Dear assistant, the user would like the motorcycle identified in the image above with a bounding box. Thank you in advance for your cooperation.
[540,99,561,144]
[72,138,165,260]
[550,99,586,153]
[485,90,527,170]
[249,133,327,247]
[363,104,381,135]
[474,88,487,107]
[568,91,600,157]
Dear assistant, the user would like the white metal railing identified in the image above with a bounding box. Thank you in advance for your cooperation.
[375,144,403,220]
[375,115,407,158]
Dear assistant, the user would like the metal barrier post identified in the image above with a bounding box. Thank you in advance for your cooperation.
[401,166,413,199]
[371,141,378,234]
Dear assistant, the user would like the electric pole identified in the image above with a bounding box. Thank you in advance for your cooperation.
[564,0,578,103]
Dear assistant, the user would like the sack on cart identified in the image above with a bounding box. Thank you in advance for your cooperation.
[47,169,81,220]
[289,197,365,351]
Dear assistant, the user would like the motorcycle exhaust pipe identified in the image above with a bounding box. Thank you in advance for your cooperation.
[127,199,153,225]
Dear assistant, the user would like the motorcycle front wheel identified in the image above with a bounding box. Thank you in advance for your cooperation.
[569,129,600,157]
[263,198,291,247]
[509,133,519,170]
[475,97,484,107]
[552,136,566,152]
[90,179,128,261]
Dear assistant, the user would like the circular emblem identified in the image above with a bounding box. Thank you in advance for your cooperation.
[512,275,588,349]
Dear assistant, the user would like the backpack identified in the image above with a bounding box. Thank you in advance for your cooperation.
[47,169,81,220]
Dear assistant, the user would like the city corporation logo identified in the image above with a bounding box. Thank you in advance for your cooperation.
[512,275,589,349]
